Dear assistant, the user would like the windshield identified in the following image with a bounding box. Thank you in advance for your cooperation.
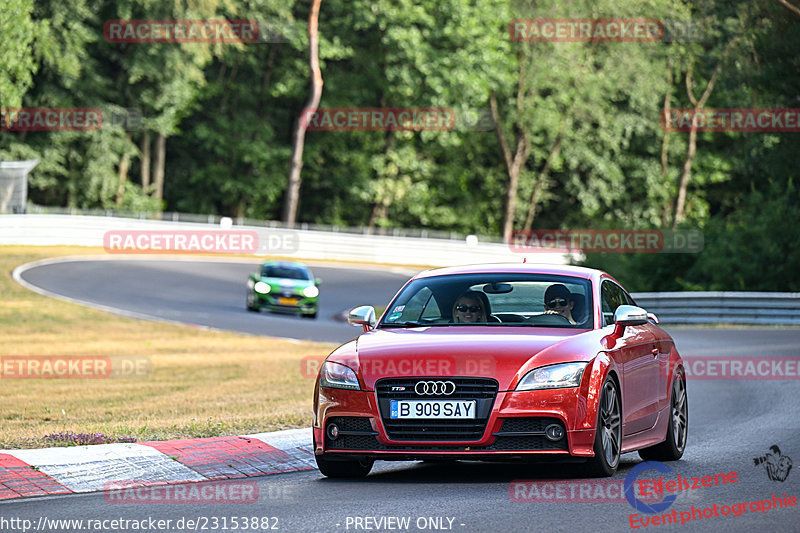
[262,265,312,281]
[378,273,593,329]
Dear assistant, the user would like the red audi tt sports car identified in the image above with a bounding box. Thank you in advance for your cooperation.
[312,264,687,477]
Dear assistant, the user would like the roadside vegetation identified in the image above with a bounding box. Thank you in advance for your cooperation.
[2,1,799,291]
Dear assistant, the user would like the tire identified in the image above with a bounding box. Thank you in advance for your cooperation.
[303,312,317,319]
[315,454,373,478]
[585,377,622,477]
[638,375,687,462]
[246,292,259,312]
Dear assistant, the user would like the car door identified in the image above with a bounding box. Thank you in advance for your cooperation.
[601,280,659,435]
[632,291,671,413]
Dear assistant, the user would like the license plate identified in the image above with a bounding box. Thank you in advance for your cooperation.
[278,297,298,305]
[390,400,476,419]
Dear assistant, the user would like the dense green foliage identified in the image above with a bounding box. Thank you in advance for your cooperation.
[1,0,798,289]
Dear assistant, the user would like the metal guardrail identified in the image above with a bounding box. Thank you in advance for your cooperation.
[631,292,800,325]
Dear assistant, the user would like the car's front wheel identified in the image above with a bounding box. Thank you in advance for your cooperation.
[246,291,259,312]
[315,454,373,478]
[586,377,621,477]
[639,374,687,461]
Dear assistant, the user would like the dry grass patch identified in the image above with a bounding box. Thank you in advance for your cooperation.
[0,246,335,449]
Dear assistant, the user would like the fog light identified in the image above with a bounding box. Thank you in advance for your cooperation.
[327,423,339,441]
[545,423,564,441]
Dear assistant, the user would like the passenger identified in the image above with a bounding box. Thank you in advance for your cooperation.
[452,290,490,323]
[543,284,577,325]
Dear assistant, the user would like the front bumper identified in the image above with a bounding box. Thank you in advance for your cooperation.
[255,292,317,314]
[314,382,597,460]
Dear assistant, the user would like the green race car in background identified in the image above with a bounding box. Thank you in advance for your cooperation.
[247,261,320,319]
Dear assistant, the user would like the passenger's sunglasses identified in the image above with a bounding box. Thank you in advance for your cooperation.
[546,298,569,309]
[456,305,481,313]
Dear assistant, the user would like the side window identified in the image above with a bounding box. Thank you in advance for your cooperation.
[390,287,442,322]
[419,294,442,320]
[621,288,636,307]
[600,281,625,327]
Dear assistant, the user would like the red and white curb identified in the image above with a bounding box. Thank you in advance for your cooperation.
[0,428,315,500]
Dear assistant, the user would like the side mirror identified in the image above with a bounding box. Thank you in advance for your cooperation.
[348,305,376,332]
[647,312,660,325]
[613,305,648,336]
[315,278,322,285]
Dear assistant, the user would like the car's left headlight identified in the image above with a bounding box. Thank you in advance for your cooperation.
[254,281,271,294]
[303,286,319,298]
[319,362,360,390]
[516,362,588,391]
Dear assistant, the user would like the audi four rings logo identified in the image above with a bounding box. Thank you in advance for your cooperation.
[415,380,456,395]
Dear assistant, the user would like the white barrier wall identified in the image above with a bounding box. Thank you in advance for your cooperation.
[0,214,568,267]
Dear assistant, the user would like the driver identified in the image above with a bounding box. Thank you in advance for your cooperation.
[452,290,490,323]
[543,284,577,325]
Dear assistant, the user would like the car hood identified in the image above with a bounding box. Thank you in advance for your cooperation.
[330,327,600,391]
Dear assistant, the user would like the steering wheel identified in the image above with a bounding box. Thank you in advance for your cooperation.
[528,313,572,326]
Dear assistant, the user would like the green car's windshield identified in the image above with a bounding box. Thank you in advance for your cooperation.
[262,265,312,281]
[378,273,594,329]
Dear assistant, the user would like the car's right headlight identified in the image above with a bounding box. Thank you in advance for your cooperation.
[319,362,360,390]
[516,362,588,391]
[303,286,319,298]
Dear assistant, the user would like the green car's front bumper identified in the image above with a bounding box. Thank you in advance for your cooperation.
[247,277,319,318]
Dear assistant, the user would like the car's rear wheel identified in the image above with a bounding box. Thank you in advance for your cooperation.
[585,377,621,477]
[638,374,687,461]
[315,455,373,478]
[303,312,317,319]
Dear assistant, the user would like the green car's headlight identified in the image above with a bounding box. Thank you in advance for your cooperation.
[303,286,320,298]
[319,362,360,390]
[254,281,271,294]
[516,362,588,391]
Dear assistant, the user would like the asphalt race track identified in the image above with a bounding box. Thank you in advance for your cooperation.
[6,258,800,532]
[16,258,414,343]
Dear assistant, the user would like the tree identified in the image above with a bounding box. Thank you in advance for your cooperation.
[283,0,323,224]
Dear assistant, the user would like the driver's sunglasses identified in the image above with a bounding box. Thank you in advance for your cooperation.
[546,298,569,309]
[456,305,481,313]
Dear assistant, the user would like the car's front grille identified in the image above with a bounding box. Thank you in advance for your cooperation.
[324,417,378,450]
[375,378,498,441]
[496,417,562,434]
[490,417,568,450]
